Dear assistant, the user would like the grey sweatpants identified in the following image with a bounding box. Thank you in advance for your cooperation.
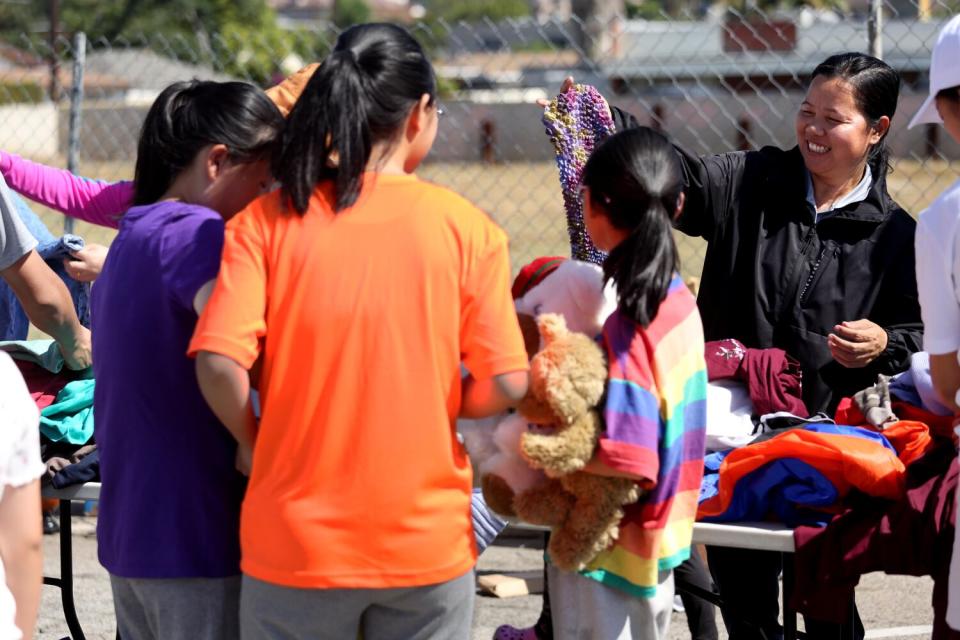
[548,564,674,640]
[240,569,475,640]
[109,574,241,640]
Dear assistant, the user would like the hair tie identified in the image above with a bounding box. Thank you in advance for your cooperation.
[542,84,616,264]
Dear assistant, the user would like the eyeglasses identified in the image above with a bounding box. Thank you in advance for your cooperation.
[436,104,445,118]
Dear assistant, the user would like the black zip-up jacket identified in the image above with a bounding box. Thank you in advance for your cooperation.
[613,108,923,414]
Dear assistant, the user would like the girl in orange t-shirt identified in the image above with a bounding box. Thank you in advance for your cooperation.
[191,22,529,640]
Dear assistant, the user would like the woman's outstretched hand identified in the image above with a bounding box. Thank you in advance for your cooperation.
[536,76,575,108]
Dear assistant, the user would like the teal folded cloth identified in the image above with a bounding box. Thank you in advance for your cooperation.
[0,338,92,378]
[40,379,95,444]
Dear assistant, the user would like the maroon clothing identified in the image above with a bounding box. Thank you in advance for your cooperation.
[705,339,808,417]
[16,360,72,410]
[791,442,960,638]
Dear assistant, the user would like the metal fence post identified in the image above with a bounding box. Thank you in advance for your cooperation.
[868,0,883,59]
[65,30,86,235]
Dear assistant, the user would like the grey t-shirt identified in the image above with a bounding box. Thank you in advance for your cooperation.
[0,174,37,271]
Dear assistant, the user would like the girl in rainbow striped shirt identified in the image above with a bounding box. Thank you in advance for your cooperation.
[552,126,708,639]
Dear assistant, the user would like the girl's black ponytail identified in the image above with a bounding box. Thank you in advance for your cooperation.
[274,23,436,214]
[272,50,369,213]
[582,127,683,327]
[133,80,283,206]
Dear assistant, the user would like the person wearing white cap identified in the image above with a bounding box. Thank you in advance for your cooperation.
[913,14,960,411]
[911,13,960,637]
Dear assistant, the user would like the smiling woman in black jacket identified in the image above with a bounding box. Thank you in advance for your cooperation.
[611,52,919,640]
[614,54,921,420]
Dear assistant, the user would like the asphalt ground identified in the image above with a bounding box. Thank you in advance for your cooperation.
[36,519,938,640]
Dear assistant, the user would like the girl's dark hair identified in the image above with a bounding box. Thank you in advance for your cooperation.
[582,127,682,328]
[274,22,436,214]
[133,80,283,206]
[937,85,960,102]
[811,52,900,169]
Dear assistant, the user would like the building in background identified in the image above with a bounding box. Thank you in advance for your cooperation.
[267,0,425,27]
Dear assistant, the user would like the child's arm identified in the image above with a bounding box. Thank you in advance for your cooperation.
[0,356,44,640]
[195,352,257,474]
[0,152,132,228]
[460,370,529,419]
[459,219,530,419]
[3,251,93,370]
[0,479,42,639]
[930,352,960,413]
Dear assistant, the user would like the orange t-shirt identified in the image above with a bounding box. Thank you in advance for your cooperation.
[188,174,528,589]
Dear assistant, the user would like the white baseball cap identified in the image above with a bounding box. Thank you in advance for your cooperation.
[909,14,960,129]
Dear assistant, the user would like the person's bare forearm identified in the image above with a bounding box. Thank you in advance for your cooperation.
[460,369,529,419]
[0,480,42,639]
[195,352,257,448]
[2,250,91,369]
[930,352,960,413]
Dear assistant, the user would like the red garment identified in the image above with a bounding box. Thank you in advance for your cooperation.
[704,339,808,417]
[836,396,956,440]
[511,256,566,300]
[15,360,71,410]
[791,443,960,638]
[893,402,956,441]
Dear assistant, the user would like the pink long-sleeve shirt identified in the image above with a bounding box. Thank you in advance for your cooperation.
[0,152,133,229]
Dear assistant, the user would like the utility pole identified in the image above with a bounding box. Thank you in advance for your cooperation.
[48,0,61,102]
[572,0,624,60]
[867,0,883,59]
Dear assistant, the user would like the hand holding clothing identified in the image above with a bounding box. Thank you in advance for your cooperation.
[63,244,108,283]
[828,319,888,368]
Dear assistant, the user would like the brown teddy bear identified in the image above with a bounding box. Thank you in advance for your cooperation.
[509,313,643,572]
[467,258,616,518]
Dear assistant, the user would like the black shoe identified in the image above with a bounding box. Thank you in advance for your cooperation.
[43,513,60,535]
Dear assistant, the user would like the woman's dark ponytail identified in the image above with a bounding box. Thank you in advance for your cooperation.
[274,23,436,214]
[582,127,682,327]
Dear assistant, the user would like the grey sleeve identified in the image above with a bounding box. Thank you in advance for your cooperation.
[0,174,38,271]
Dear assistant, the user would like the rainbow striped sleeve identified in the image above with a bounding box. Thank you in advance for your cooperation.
[582,277,708,598]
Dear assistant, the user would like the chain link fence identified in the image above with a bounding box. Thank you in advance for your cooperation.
[0,5,957,278]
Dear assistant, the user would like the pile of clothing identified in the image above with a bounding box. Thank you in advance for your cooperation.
[1,340,99,488]
[699,343,948,527]
[698,345,960,637]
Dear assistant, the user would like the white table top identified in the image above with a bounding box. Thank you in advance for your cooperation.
[513,518,795,553]
[42,483,796,553]
[691,521,795,552]
[42,482,102,502]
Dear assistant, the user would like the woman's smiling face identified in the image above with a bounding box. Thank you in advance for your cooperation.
[795,75,887,182]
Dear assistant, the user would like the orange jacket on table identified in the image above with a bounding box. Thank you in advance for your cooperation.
[189,174,528,589]
[697,420,934,522]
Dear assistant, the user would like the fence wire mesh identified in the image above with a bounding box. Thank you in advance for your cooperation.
[0,5,958,278]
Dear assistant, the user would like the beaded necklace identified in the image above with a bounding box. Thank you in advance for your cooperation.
[542,83,616,265]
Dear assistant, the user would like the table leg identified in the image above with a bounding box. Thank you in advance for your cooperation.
[59,499,86,640]
[782,552,798,640]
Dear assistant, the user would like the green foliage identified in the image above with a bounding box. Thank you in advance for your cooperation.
[424,0,530,22]
[332,0,371,28]
[0,81,45,105]
[0,0,331,87]
[625,0,670,19]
